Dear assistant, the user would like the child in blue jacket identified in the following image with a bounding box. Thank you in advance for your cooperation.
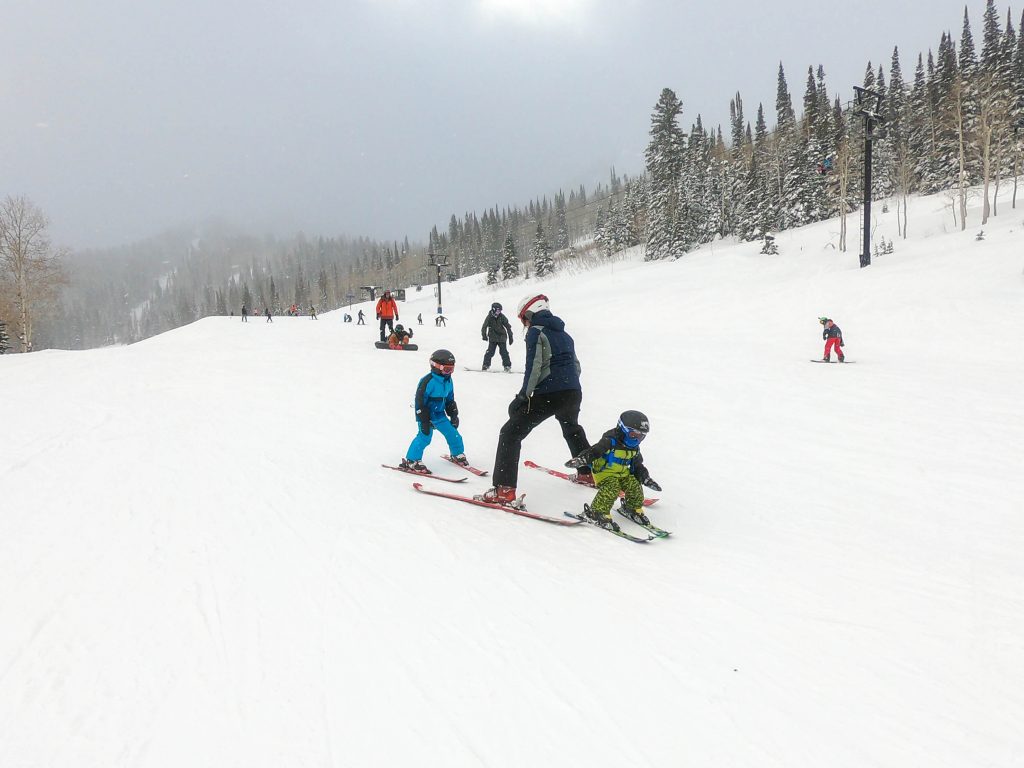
[400,349,469,473]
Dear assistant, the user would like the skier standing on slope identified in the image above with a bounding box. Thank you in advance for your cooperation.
[357,309,365,325]
[819,317,845,362]
[376,290,399,342]
[565,410,662,532]
[480,302,514,371]
[478,294,593,506]
[400,349,470,473]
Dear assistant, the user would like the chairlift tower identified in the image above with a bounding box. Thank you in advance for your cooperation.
[852,86,887,268]
[427,253,449,315]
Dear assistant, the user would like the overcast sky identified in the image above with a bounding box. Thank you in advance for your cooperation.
[2,0,984,249]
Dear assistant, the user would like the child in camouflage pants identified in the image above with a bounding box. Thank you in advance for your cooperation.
[566,410,662,532]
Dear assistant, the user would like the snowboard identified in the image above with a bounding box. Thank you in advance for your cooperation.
[375,342,418,350]
[810,359,854,364]
[463,367,522,374]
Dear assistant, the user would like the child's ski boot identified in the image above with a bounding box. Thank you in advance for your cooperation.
[616,503,651,527]
[583,504,620,532]
[399,459,431,473]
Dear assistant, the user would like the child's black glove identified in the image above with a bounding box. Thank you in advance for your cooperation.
[418,420,432,435]
[450,414,459,429]
[564,455,587,469]
[840,340,844,347]
[643,477,662,492]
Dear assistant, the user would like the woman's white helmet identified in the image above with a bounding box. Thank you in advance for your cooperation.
[516,293,550,324]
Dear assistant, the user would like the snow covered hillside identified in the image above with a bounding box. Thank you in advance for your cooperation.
[2,188,1023,768]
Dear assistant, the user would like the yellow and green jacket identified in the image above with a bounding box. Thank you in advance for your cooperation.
[579,428,651,483]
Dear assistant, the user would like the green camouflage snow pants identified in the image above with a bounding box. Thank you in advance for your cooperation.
[591,472,645,515]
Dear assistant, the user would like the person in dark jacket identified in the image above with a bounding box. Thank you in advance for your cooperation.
[241,305,249,322]
[819,317,845,362]
[480,302,514,371]
[357,309,365,325]
[265,307,273,323]
[478,294,593,507]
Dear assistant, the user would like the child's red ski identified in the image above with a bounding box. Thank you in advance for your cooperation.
[440,455,489,476]
[412,482,581,526]
[382,464,467,483]
[523,460,659,506]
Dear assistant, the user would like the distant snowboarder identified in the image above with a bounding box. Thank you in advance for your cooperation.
[387,324,414,349]
[357,310,365,325]
[819,317,844,362]
[265,307,273,323]
[480,302,513,371]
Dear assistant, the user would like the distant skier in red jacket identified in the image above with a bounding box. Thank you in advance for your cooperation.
[376,290,399,342]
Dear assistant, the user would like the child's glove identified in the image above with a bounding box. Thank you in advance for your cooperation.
[840,340,844,347]
[450,414,459,429]
[482,335,487,341]
[564,455,588,469]
[643,477,662,492]
[418,420,432,435]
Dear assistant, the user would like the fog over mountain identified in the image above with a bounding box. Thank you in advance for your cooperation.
[3,0,970,248]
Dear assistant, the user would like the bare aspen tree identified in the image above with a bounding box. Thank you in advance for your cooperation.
[973,72,1010,225]
[892,139,914,238]
[834,139,855,252]
[946,78,970,231]
[0,196,66,352]
[1013,126,1022,209]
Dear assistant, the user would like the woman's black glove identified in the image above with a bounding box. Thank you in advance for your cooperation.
[508,394,529,417]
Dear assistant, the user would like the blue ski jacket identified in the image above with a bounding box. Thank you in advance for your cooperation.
[414,371,458,424]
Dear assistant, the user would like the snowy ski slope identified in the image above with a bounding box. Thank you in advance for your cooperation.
[2,188,1023,767]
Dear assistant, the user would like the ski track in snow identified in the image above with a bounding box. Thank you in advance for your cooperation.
[2,187,1024,767]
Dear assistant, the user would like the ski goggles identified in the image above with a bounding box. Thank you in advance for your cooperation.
[432,362,455,375]
[618,424,647,442]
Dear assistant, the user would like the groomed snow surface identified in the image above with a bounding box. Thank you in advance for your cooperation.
[2,188,1023,767]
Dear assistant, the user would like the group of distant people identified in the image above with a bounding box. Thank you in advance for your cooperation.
[240,304,318,322]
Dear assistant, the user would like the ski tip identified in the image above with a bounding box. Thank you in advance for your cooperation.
[412,482,424,490]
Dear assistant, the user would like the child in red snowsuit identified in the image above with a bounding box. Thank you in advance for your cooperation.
[820,317,845,362]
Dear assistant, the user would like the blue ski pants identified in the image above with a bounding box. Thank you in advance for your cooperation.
[406,416,464,461]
